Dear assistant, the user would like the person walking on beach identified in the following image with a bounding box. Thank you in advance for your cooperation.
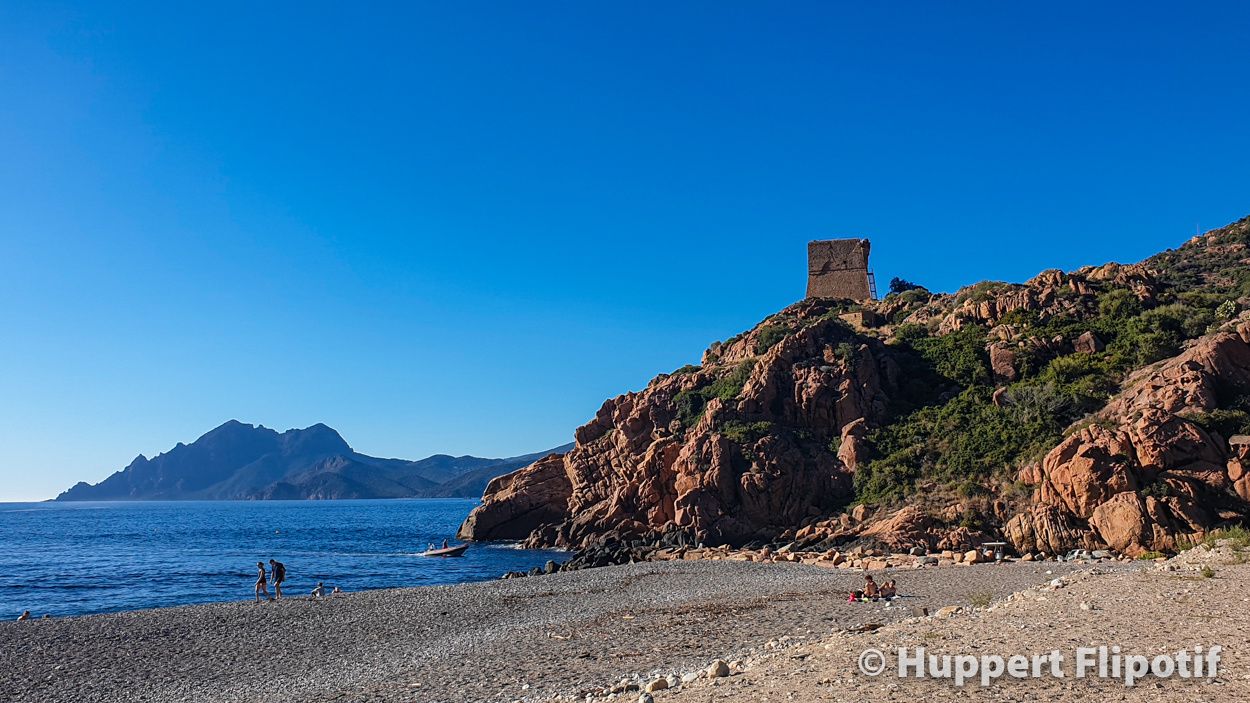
[255,561,270,602]
[269,559,286,600]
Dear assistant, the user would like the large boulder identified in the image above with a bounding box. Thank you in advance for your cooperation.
[457,453,573,541]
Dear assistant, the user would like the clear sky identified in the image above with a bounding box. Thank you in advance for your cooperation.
[2,3,1248,500]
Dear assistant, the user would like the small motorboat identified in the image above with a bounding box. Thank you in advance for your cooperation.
[422,543,469,557]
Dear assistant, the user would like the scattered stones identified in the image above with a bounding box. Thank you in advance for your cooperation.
[644,677,668,692]
[706,659,731,678]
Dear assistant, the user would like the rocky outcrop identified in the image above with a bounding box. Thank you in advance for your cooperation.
[463,218,1250,557]
[1009,321,1250,555]
[937,264,1158,334]
[461,300,896,548]
[457,454,573,541]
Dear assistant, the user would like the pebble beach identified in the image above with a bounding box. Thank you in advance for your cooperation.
[0,560,1119,703]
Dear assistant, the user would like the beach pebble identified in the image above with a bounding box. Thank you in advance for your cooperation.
[707,659,731,678]
[644,677,668,692]
[681,671,701,684]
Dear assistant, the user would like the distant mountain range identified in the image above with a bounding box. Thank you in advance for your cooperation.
[55,420,571,501]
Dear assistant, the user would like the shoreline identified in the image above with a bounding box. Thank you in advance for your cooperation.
[1,559,1128,703]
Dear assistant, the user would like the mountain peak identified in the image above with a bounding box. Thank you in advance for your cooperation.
[55,422,568,502]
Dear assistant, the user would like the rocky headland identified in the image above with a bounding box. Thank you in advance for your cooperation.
[462,217,1250,559]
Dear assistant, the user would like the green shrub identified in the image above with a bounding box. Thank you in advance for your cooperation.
[672,359,758,428]
[754,324,790,355]
[897,288,930,306]
[956,281,1011,305]
[912,326,991,387]
[673,388,707,428]
[892,323,929,345]
[889,277,925,295]
[707,359,756,401]
[720,420,775,445]
[1188,409,1250,441]
[834,342,858,366]
[1217,299,1238,320]
[1098,289,1142,320]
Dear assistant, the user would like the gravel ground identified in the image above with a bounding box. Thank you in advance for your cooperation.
[658,552,1249,703]
[0,560,1119,703]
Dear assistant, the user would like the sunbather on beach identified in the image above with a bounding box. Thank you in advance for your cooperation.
[311,581,326,598]
[17,610,30,621]
[863,575,879,599]
[880,579,897,599]
[255,561,270,602]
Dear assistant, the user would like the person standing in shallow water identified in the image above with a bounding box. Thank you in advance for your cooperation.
[268,559,286,600]
[254,561,270,602]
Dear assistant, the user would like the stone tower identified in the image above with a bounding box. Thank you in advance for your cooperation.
[806,239,874,300]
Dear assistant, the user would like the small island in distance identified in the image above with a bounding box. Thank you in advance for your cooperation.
[55,419,571,501]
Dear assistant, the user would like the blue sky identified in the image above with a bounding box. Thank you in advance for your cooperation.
[1,3,1248,500]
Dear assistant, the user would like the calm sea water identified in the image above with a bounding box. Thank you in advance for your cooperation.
[0,499,563,618]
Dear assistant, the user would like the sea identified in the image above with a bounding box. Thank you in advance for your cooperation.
[0,499,564,619]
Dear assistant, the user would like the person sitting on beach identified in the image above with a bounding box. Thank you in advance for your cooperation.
[880,579,897,599]
[863,575,879,600]
[332,586,342,594]
[311,581,326,598]
[17,610,30,621]
[255,561,270,602]
[269,559,286,600]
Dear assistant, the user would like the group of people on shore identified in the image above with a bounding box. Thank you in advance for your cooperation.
[254,559,286,601]
[253,558,340,601]
[848,574,897,602]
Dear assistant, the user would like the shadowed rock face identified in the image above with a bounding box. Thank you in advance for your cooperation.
[463,216,1250,555]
